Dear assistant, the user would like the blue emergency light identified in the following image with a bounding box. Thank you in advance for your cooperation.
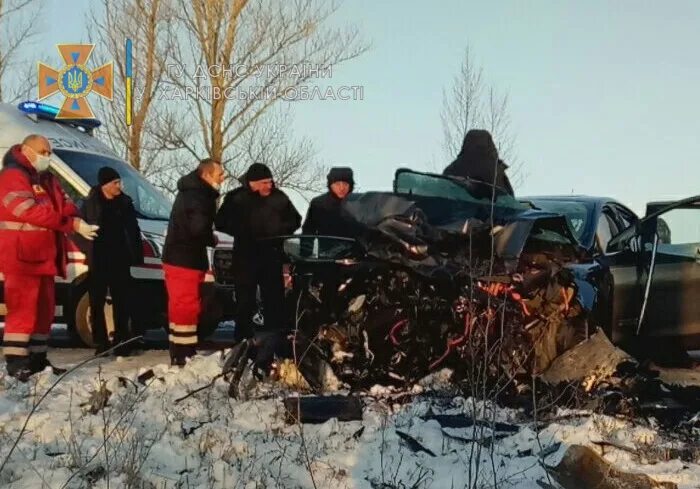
[17,100,102,131]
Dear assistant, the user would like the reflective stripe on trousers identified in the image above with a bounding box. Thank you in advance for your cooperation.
[2,332,30,357]
[169,323,198,345]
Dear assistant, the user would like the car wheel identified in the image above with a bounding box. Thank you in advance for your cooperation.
[72,289,115,348]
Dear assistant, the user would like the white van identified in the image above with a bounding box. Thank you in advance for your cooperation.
[0,101,176,346]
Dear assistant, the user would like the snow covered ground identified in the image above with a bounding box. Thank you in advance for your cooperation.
[0,349,699,489]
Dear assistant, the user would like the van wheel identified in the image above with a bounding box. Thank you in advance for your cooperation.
[71,288,114,348]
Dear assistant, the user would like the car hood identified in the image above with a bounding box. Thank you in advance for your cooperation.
[137,218,167,237]
[343,191,585,275]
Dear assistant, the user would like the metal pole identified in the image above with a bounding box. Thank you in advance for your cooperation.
[636,233,659,335]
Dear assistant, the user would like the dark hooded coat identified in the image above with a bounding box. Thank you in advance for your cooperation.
[442,129,514,196]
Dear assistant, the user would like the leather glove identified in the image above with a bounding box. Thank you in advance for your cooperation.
[73,218,99,241]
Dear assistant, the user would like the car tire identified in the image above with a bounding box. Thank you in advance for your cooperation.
[71,287,114,348]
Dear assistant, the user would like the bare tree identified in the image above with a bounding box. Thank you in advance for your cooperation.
[441,47,485,160]
[160,0,367,192]
[0,0,42,102]
[440,47,523,186]
[233,107,326,193]
[89,0,175,174]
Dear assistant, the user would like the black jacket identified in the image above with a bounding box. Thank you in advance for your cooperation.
[215,186,301,256]
[80,187,143,267]
[443,129,515,196]
[302,192,358,238]
[162,171,219,271]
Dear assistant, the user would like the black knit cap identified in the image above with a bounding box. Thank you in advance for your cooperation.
[98,166,120,186]
[327,167,354,190]
[245,162,273,182]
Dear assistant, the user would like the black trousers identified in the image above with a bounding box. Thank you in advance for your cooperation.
[89,259,133,348]
[233,249,287,368]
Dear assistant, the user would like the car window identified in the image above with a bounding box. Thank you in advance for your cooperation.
[655,208,699,257]
[527,200,590,241]
[610,204,637,232]
[280,236,358,262]
[53,149,172,220]
[49,168,84,207]
[596,213,618,252]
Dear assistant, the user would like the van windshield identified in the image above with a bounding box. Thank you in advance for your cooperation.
[54,149,172,221]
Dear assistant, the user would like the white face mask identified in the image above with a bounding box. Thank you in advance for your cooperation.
[27,147,52,172]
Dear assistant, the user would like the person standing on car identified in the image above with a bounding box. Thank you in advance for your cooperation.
[162,158,225,366]
[214,163,301,371]
[0,135,98,381]
[81,167,143,356]
[442,129,514,197]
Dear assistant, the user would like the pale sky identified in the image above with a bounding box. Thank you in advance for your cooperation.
[30,0,700,215]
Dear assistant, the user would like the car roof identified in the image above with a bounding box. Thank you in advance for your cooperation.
[0,102,116,157]
[520,195,618,205]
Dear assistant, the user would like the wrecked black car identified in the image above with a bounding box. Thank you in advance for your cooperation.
[215,169,590,389]
[213,169,700,387]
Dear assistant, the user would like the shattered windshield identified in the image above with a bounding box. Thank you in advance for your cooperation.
[54,149,172,221]
[527,199,591,241]
[395,170,528,212]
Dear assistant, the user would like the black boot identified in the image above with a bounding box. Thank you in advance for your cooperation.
[94,343,111,357]
[169,344,196,367]
[252,330,286,373]
[6,355,33,382]
[233,322,254,343]
[30,352,67,375]
[114,343,134,357]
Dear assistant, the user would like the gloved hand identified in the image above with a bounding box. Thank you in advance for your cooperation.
[73,218,99,241]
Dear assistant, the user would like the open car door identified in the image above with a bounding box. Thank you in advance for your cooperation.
[606,195,700,349]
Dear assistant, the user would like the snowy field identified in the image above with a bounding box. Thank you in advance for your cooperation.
[0,349,699,489]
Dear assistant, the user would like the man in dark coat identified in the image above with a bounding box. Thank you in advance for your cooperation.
[215,163,301,370]
[81,166,143,356]
[443,129,514,196]
[162,158,225,366]
[301,167,359,317]
[302,167,356,239]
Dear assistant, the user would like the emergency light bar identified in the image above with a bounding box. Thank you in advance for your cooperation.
[17,100,102,131]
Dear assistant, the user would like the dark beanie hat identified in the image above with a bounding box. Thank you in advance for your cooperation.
[327,167,354,188]
[98,166,120,186]
[245,162,273,182]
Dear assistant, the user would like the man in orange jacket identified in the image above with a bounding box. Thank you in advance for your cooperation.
[0,135,99,381]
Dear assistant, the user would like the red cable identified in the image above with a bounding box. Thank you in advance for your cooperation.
[389,318,409,346]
